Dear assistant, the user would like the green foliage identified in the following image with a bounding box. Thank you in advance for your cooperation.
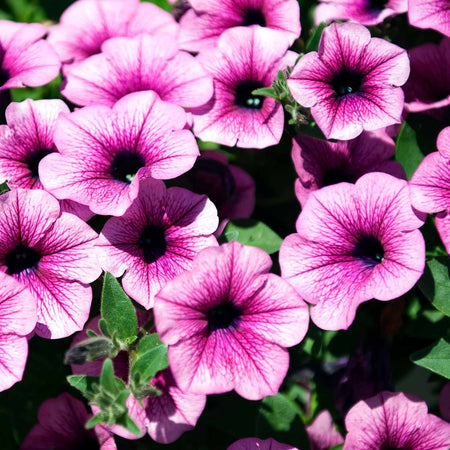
[395,122,424,179]
[67,375,100,401]
[219,219,283,254]
[305,23,326,52]
[411,338,450,379]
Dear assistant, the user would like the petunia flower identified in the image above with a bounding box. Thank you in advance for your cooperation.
[292,129,405,207]
[0,271,36,392]
[48,0,178,64]
[178,0,300,52]
[61,34,213,109]
[306,410,343,450]
[343,391,450,449]
[155,241,309,400]
[0,20,60,91]
[280,172,425,330]
[71,316,207,444]
[0,188,101,339]
[192,27,297,149]
[314,0,407,26]
[439,382,450,422]
[287,22,410,140]
[408,0,450,37]
[403,38,450,122]
[0,99,92,221]
[96,176,219,309]
[409,127,450,252]
[21,393,116,450]
[228,437,299,450]
[39,91,199,217]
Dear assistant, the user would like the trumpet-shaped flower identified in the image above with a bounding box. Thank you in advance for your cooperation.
[192,27,297,149]
[280,172,425,330]
[409,0,450,37]
[0,188,101,338]
[288,22,409,140]
[61,34,213,109]
[179,0,300,52]
[39,91,199,217]
[155,241,309,400]
[48,0,178,64]
[96,176,218,309]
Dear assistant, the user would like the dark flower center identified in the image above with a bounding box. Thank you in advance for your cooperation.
[189,158,237,206]
[332,70,363,97]
[27,148,54,179]
[367,0,389,11]
[138,225,167,263]
[242,7,266,27]
[207,301,241,333]
[235,80,265,109]
[5,245,41,275]
[110,151,145,184]
[353,235,385,267]
[322,168,355,187]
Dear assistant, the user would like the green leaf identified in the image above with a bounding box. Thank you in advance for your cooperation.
[305,23,326,53]
[418,257,450,317]
[136,333,164,355]
[85,413,107,429]
[395,122,424,179]
[219,219,283,254]
[330,445,344,450]
[131,341,168,386]
[252,87,279,99]
[101,273,137,344]
[100,359,117,395]
[98,318,110,337]
[411,338,450,379]
[67,375,99,400]
[115,413,142,436]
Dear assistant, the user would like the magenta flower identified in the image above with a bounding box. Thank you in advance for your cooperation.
[306,410,343,450]
[292,130,405,207]
[0,188,101,338]
[192,27,297,149]
[61,34,213,109]
[287,22,409,140]
[409,0,450,37]
[21,393,116,450]
[0,20,60,91]
[410,127,450,252]
[186,150,255,223]
[228,438,298,450]
[0,99,92,221]
[155,241,309,400]
[315,0,407,26]
[344,391,450,449]
[39,91,199,217]
[96,176,218,309]
[280,172,425,330]
[403,39,450,122]
[48,0,178,64]
[0,271,36,392]
[179,0,300,52]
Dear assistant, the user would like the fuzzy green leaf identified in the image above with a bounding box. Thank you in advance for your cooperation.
[411,338,450,379]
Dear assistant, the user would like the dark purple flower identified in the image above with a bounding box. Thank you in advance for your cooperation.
[228,437,298,449]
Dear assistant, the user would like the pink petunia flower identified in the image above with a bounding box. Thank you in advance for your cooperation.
[179,0,300,52]
[0,20,60,91]
[39,91,199,217]
[306,410,343,450]
[96,176,219,309]
[0,99,92,221]
[71,316,207,444]
[21,393,116,450]
[292,129,405,207]
[61,34,213,109]
[0,188,101,338]
[403,38,450,122]
[343,391,450,449]
[192,27,297,149]
[408,0,450,37]
[314,0,407,26]
[48,0,178,64]
[287,22,409,140]
[280,172,425,330]
[228,437,298,449]
[0,271,36,392]
[410,127,450,252]
[155,241,309,400]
